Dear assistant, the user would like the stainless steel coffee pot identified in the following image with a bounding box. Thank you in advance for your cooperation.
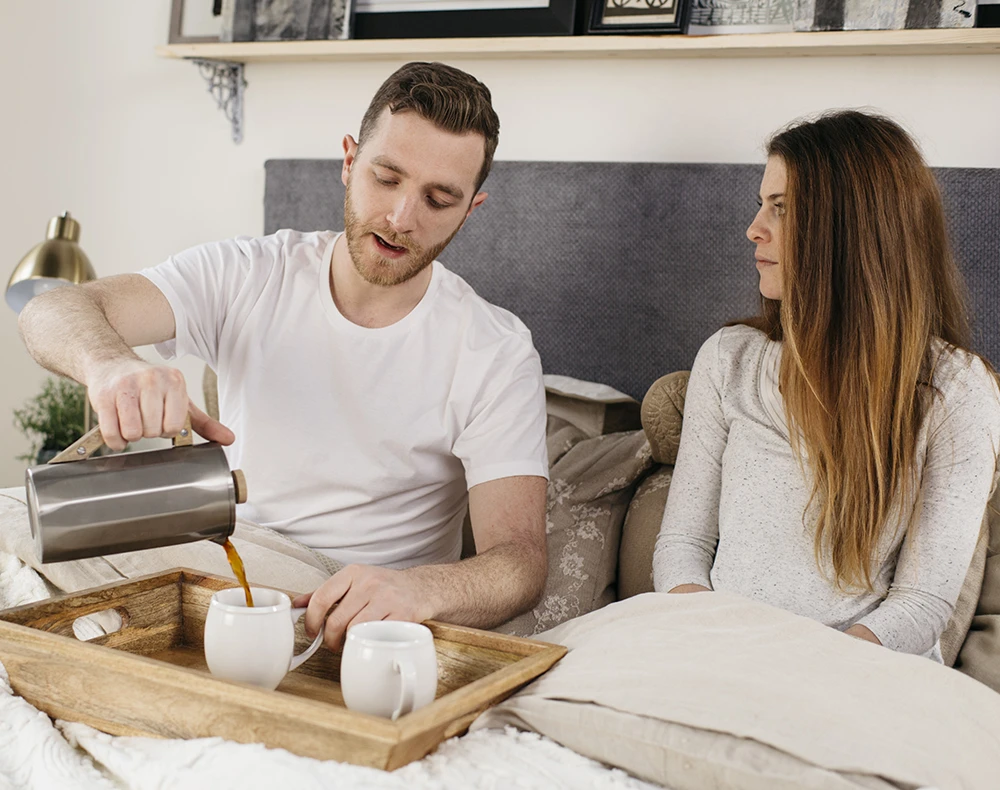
[25,418,248,563]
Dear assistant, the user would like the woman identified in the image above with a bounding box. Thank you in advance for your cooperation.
[652,110,1000,661]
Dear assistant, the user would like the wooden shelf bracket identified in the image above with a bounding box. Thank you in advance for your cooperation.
[192,58,247,144]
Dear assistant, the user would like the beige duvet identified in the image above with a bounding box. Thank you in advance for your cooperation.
[475,591,1000,790]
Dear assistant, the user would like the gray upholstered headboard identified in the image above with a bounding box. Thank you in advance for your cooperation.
[264,160,1000,401]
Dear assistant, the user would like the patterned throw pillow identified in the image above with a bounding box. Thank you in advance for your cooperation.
[494,417,655,638]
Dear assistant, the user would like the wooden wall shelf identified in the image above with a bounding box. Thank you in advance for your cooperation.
[156,28,1000,63]
[157,28,1000,143]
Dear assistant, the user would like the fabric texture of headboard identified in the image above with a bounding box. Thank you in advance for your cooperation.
[264,160,1000,400]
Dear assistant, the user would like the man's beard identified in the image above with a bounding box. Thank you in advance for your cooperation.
[343,179,463,288]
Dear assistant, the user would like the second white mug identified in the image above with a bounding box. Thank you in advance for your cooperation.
[340,620,438,720]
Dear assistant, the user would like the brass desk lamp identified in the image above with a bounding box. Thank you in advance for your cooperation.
[8,212,98,430]
[6,212,96,314]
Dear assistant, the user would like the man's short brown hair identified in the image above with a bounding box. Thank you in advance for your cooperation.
[358,62,500,193]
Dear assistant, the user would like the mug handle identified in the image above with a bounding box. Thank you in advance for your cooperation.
[391,654,418,721]
[288,607,324,671]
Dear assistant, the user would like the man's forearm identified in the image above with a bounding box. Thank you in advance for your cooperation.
[407,539,546,629]
[19,287,140,386]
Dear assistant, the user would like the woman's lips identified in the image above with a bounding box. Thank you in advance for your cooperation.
[755,258,778,268]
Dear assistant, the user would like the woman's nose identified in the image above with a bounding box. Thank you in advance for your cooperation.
[746,210,769,243]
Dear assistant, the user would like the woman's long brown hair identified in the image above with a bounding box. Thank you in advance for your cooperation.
[742,110,972,591]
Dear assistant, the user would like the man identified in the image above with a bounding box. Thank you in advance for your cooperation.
[17,62,549,650]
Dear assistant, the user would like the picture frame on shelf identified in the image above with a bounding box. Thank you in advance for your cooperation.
[352,0,579,39]
[168,0,224,44]
[221,0,354,42]
[980,0,1000,27]
[588,0,688,34]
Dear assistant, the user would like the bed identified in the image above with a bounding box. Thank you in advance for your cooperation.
[2,159,1000,790]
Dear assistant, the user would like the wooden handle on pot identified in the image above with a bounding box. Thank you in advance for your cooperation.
[171,416,194,447]
[48,415,195,464]
[48,425,107,464]
[232,469,248,504]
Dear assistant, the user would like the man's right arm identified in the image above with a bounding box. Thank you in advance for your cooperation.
[18,274,233,450]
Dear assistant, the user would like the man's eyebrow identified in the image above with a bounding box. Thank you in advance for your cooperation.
[372,156,406,176]
[371,156,464,202]
[429,182,464,201]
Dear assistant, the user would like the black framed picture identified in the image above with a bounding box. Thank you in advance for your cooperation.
[352,0,579,38]
[589,0,687,34]
[169,0,224,44]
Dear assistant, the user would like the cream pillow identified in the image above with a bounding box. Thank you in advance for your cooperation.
[543,374,641,438]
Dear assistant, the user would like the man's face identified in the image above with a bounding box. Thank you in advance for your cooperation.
[342,108,488,287]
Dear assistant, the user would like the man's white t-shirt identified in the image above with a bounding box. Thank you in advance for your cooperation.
[140,230,548,569]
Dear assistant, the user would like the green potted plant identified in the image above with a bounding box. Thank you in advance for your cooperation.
[13,377,87,465]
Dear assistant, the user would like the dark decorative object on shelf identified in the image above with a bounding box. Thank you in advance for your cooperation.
[795,0,977,30]
[978,0,1000,26]
[222,0,353,41]
[589,0,687,33]
[353,0,579,38]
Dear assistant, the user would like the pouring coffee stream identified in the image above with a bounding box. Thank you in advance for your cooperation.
[222,537,254,608]
[25,416,254,605]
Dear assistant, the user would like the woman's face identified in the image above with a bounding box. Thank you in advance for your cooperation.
[746,156,787,301]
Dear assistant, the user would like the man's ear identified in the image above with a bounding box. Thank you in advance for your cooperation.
[341,135,359,186]
[466,191,488,219]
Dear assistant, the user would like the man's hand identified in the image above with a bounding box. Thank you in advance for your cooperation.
[293,564,439,652]
[87,359,235,451]
[18,274,235,451]
[668,584,712,594]
[293,475,548,652]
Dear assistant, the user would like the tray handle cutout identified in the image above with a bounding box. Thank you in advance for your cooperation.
[72,607,128,641]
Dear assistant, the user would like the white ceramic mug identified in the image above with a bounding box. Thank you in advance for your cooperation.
[340,621,438,720]
[204,587,324,690]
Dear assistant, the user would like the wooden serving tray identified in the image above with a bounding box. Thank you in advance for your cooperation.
[0,568,566,770]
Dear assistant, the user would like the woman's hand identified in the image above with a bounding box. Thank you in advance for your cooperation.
[845,624,882,645]
[668,584,712,594]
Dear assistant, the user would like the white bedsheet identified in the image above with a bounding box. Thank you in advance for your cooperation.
[0,549,662,790]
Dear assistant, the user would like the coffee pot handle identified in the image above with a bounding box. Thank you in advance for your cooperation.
[288,607,325,671]
[391,654,418,721]
[48,415,194,464]
[47,424,107,464]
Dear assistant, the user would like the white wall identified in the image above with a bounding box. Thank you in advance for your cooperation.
[1,0,998,485]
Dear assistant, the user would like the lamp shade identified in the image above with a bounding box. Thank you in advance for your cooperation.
[6,212,97,314]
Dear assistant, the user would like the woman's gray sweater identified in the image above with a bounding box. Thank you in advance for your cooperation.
[653,325,1000,660]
